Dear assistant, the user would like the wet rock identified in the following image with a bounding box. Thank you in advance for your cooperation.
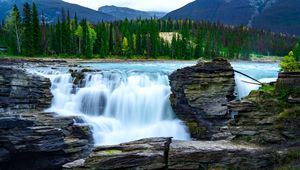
[169,58,235,139]
[0,66,52,113]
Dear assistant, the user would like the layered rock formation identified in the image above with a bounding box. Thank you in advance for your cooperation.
[0,66,52,113]
[228,76,300,168]
[64,137,299,170]
[169,58,235,139]
[0,112,93,170]
[0,60,94,170]
[229,71,300,146]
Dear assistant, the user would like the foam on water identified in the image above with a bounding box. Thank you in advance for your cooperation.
[29,61,279,145]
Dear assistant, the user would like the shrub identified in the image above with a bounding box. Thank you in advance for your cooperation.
[280,51,300,72]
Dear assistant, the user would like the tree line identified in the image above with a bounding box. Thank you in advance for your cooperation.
[0,2,298,60]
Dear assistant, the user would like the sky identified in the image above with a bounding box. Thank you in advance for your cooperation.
[63,0,195,12]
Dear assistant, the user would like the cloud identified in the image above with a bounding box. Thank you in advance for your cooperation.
[63,0,195,12]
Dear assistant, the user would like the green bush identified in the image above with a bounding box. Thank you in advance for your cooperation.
[280,51,300,72]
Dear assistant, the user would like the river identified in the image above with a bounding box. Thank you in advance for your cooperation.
[29,61,279,146]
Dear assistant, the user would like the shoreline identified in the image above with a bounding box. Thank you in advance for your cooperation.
[0,56,280,64]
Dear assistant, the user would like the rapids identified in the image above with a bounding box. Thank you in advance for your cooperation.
[29,61,279,146]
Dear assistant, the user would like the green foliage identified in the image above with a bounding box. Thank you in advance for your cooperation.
[32,3,41,55]
[260,85,275,94]
[4,5,22,54]
[293,42,300,61]
[22,2,33,56]
[102,150,122,155]
[280,51,300,72]
[1,3,298,59]
[122,37,129,56]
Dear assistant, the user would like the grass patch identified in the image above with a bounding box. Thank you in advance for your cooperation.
[279,107,300,120]
[102,150,122,155]
[260,85,276,94]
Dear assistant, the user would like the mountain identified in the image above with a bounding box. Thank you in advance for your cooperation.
[0,0,115,23]
[164,0,300,35]
[98,5,166,20]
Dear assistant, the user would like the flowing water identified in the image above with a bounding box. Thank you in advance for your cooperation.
[232,62,280,99]
[29,61,279,146]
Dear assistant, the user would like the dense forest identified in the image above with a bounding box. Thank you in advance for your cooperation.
[0,2,299,60]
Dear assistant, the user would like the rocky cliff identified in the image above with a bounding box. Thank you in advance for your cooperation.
[0,66,52,113]
[0,60,94,170]
[169,58,235,139]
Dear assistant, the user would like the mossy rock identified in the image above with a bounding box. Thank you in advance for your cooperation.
[186,121,207,137]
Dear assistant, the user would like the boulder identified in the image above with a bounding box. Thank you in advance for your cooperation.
[169,58,235,139]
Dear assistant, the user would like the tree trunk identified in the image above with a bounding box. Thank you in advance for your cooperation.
[14,23,21,54]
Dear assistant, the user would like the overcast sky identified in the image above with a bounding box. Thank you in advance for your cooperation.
[63,0,194,12]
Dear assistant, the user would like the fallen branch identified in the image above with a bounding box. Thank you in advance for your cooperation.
[234,70,263,85]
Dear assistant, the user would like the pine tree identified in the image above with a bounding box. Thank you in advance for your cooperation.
[22,2,33,56]
[293,41,300,61]
[55,17,62,53]
[32,3,41,55]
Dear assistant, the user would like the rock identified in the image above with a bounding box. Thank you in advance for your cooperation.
[0,66,52,113]
[64,137,298,170]
[0,112,93,170]
[63,159,86,169]
[288,94,300,103]
[276,72,300,94]
[169,58,235,139]
[64,137,171,170]
[0,117,34,129]
[229,78,300,146]
[0,59,94,169]
[168,140,275,169]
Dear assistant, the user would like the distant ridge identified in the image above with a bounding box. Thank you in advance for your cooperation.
[0,0,115,23]
[98,5,166,20]
[164,0,300,36]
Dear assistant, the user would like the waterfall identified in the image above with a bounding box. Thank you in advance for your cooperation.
[29,61,279,146]
[45,71,190,146]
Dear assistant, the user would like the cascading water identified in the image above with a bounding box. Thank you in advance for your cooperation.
[29,61,280,146]
[232,62,280,99]
[44,69,190,146]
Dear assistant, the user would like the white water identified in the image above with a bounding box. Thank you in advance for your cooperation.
[232,62,279,99]
[29,61,279,146]
[41,68,191,146]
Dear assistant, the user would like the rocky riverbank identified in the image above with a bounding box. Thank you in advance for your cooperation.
[0,60,94,170]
